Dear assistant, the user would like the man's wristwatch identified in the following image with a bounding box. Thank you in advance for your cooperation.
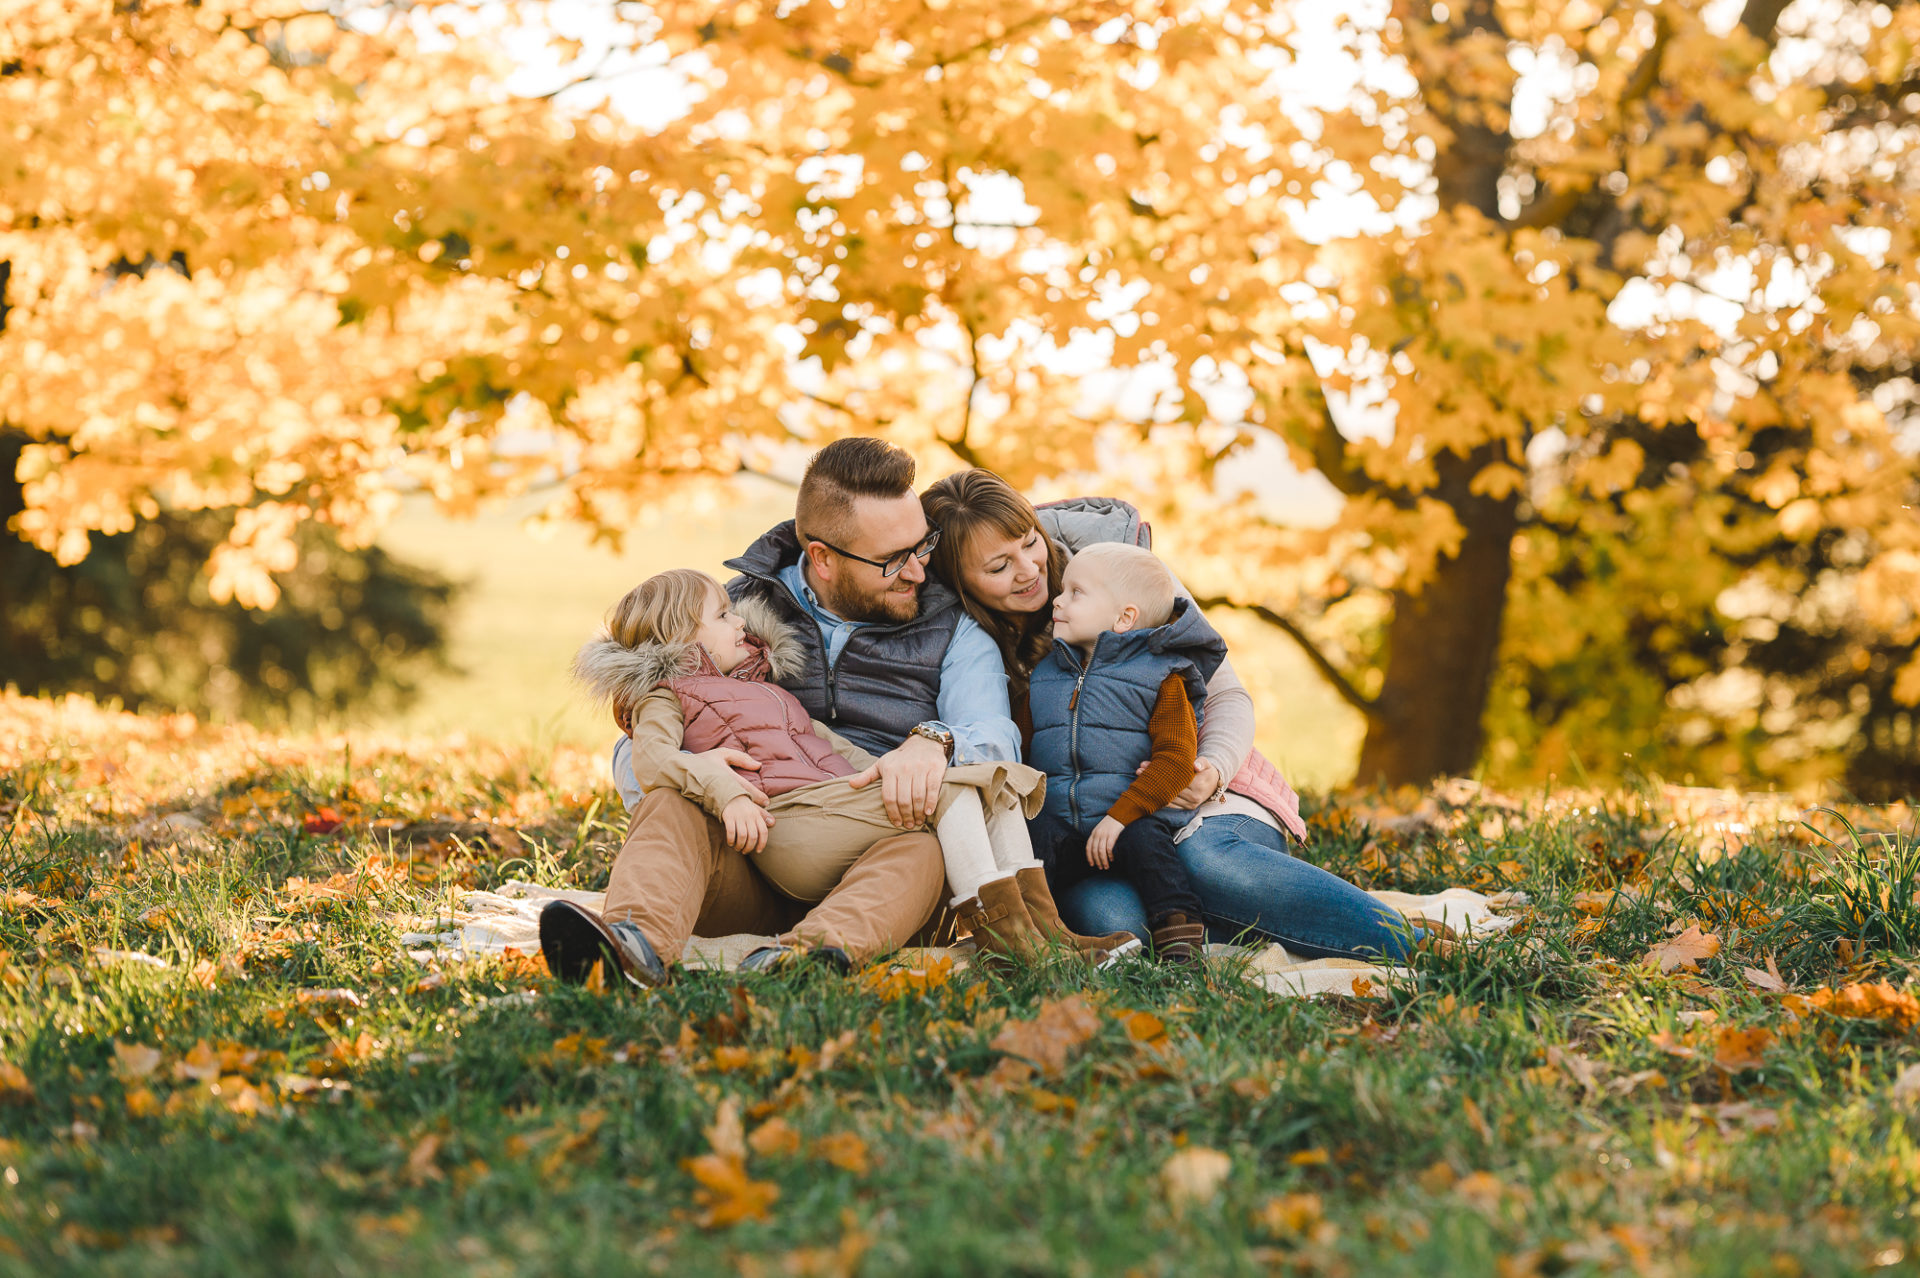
[910,723,956,760]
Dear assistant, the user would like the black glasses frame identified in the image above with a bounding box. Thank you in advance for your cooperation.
[803,526,941,578]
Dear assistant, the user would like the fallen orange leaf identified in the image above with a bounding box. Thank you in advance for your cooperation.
[1455,1171,1506,1210]
[988,995,1101,1079]
[403,1134,444,1184]
[1804,981,1920,1030]
[0,1062,34,1104]
[1711,1026,1775,1074]
[112,1041,163,1081]
[748,1117,801,1158]
[683,1153,779,1227]
[811,1132,870,1175]
[1253,1192,1329,1241]
[1161,1146,1231,1212]
[1642,925,1721,974]
[706,1098,746,1163]
[301,808,344,836]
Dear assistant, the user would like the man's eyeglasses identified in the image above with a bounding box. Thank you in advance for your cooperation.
[803,527,941,578]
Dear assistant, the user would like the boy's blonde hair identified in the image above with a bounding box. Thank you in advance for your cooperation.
[1067,543,1178,628]
[605,568,723,648]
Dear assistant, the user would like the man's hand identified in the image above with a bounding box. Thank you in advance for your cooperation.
[695,747,769,805]
[845,733,947,828]
[1086,816,1124,869]
[721,794,774,853]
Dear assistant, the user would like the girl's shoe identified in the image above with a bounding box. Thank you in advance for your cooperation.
[1149,913,1207,965]
[1014,867,1137,958]
[955,877,1050,965]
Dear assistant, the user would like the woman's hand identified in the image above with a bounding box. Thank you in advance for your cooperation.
[721,794,774,853]
[1144,758,1221,810]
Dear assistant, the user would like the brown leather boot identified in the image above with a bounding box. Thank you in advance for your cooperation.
[1014,867,1136,957]
[954,876,1051,965]
[1149,912,1207,965]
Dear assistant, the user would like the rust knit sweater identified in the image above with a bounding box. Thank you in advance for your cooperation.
[1104,671,1198,825]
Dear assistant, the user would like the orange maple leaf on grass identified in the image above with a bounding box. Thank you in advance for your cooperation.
[1803,982,1920,1031]
[1711,1027,1775,1074]
[1642,925,1721,974]
[683,1098,779,1227]
[684,1152,779,1227]
[810,1132,870,1176]
[988,994,1102,1079]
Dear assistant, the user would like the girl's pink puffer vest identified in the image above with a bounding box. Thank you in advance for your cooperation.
[666,668,853,798]
[1231,749,1308,843]
[572,594,856,801]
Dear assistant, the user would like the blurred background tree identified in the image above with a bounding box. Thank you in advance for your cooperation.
[3,0,1915,793]
[1,429,454,723]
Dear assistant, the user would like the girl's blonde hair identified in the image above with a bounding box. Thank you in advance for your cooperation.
[605,569,723,648]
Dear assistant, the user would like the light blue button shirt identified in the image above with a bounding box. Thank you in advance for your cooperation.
[609,562,1021,810]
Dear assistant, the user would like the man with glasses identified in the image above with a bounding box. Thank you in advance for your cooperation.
[553,437,1021,986]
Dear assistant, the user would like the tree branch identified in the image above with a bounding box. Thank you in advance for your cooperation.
[1263,338,1412,507]
[1191,595,1378,716]
[938,315,987,468]
[1739,0,1793,39]
[798,389,891,427]
[1512,17,1671,232]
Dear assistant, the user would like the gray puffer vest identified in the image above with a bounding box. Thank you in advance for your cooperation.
[724,521,962,758]
[1028,598,1227,832]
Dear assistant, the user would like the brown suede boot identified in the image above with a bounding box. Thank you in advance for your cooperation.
[1014,867,1136,957]
[954,876,1052,965]
[1149,912,1207,965]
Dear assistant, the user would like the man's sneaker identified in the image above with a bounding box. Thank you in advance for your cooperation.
[737,944,853,976]
[539,900,668,989]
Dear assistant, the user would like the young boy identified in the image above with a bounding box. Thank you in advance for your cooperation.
[1025,542,1226,963]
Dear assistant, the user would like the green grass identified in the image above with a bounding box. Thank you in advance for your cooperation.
[1,698,1917,1275]
[371,481,1364,788]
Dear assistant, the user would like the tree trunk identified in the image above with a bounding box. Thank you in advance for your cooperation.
[1354,450,1519,786]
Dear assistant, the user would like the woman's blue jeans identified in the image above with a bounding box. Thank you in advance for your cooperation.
[1055,814,1417,961]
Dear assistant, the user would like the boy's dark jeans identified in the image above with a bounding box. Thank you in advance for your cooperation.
[1028,810,1204,927]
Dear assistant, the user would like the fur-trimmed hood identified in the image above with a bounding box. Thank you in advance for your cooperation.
[571,594,807,713]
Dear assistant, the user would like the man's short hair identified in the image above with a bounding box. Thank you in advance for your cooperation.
[1068,543,1178,628]
[795,437,917,546]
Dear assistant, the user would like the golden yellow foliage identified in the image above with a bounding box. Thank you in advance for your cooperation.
[6,0,1917,789]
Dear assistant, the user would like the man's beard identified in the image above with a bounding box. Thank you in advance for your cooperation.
[821,575,921,625]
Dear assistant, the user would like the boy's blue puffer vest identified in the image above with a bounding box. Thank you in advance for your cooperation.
[1028,597,1227,833]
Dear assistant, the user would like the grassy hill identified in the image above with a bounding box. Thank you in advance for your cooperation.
[0,695,1913,1274]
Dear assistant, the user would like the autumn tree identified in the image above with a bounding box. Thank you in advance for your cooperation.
[1,428,454,721]
[5,0,1917,791]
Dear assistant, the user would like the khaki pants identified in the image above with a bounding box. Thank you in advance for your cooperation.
[602,788,945,965]
[755,760,1044,902]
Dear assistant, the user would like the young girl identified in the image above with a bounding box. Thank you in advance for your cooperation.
[572,569,1124,964]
